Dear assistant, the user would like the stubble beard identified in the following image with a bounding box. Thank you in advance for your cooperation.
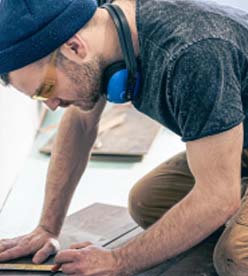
[72,57,104,111]
[58,51,104,111]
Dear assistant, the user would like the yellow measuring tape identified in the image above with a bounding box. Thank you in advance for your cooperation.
[0,263,62,272]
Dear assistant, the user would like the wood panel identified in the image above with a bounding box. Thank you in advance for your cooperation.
[0,204,221,276]
[59,203,138,250]
[40,105,161,162]
[104,212,221,276]
[0,203,138,276]
[156,230,222,276]
[134,229,221,276]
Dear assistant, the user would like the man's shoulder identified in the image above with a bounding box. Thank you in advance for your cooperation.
[138,0,248,54]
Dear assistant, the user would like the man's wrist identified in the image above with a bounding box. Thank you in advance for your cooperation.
[38,223,60,237]
[111,248,132,276]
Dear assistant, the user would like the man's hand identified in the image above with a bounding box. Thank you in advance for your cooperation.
[55,242,124,276]
[0,226,60,264]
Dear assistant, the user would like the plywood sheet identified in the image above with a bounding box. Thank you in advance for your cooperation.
[104,224,221,276]
[0,203,220,276]
[40,105,161,162]
[156,230,221,276]
[0,203,138,276]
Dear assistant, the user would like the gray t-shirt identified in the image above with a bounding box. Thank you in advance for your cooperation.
[132,0,248,147]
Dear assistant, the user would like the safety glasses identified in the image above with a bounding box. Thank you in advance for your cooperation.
[32,50,58,101]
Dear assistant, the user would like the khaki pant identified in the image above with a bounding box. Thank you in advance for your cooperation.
[128,150,248,276]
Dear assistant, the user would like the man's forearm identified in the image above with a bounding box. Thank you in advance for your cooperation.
[114,185,239,275]
[38,108,98,236]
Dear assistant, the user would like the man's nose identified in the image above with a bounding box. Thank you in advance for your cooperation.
[44,98,60,111]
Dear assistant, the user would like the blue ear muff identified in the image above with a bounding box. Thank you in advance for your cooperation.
[103,61,141,103]
[107,69,129,103]
[101,3,141,104]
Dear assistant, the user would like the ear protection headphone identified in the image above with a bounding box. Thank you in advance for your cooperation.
[98,1,141,103]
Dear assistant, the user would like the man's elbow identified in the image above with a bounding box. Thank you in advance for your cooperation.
[217,190,241,221]
[197,182,241,223]
[227,198,240,217]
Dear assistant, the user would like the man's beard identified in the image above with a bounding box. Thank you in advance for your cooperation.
[57,51,104,111]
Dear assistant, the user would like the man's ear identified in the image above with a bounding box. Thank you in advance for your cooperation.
[60,34,89,64]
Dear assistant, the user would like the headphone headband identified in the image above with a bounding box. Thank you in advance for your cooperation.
[98,0,111,5]
[101,3,137,75]
[99,1,141,103]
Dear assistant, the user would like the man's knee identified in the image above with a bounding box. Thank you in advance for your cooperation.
[128,151,193,229]
[128,180,156,229]
[213,223,248,276]
[128,174,175,229]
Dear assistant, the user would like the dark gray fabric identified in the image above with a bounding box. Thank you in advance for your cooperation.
[133,0,248,147]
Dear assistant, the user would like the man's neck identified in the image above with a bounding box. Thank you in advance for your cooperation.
[114,0,139,56]
[99,0,139,66]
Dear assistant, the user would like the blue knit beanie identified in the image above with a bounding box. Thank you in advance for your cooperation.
[0,0,97,74]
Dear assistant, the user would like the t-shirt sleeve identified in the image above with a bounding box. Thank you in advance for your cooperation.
[168,39,245,142]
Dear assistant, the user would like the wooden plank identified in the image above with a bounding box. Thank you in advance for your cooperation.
[0,203,137,276]
[0,159,49,238]
[0,187,12,215]
[104,227,193,276]
[40,105,161,161]
[133,229,222,276]
[107,227,221,276]
[104,227,202,276]
[59,203,138,250]
[0,203,221,276]
[106,227,144,249]
[157,230,221,276]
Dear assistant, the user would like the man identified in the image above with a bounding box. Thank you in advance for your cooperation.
[0,0,248,275]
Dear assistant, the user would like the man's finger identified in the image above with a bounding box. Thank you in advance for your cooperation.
[55,249,78,264]
[0,239,18,253]
[0,246,29,261]
[70,241,93,249]
[61,263,77,274]
[33,239,60,264]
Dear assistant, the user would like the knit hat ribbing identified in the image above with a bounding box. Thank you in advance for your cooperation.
[0,0,97,74]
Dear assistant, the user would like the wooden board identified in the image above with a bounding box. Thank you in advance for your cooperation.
[0,203,139,276]
[40,105,161,162]
[0,203,221,276]
[155,230,221,276]
[106,227,220,276]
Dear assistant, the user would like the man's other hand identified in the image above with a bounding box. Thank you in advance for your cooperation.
[54,242,123,276]
[0,226,60,264]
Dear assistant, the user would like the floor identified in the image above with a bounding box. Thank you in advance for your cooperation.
[0,106,185,239]
[0,87,38,211]
[1,0,248,265]
[0,203,221,276]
